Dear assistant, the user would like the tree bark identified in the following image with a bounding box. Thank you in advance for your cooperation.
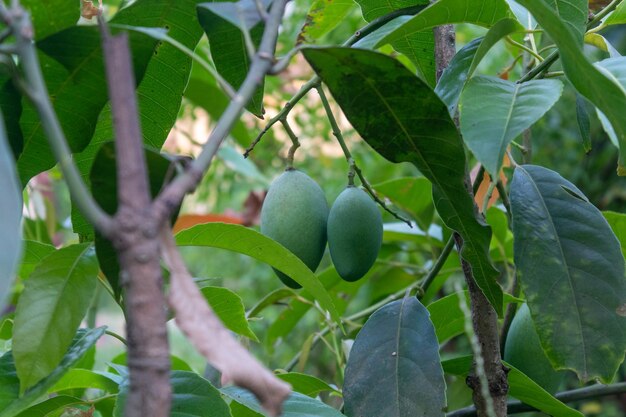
[434,25,509,417]
[102,31,171,417]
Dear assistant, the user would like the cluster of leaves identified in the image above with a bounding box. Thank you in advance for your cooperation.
[3,0,626,416]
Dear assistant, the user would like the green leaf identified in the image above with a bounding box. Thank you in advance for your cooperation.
[15,395,85,417]
[0,76,24,158]
[551,0,588,44]
[276,372,339,397]
[90,142,178,298]
[50,369,120,393]
[510,165,626,382]
[593,58,626,147]
[197,1,265,117]
[302,46,503,314]
[13,244,99,391]
[175,223,342,326]
[355,0,434,85]
[19,240,55,279]
[297,0,356,45]
[377,0,517,47]
[584,33,621,57]
[427,292,468,344]
[372,177,433,230]
[115,371,232,417]
[517,0,626,175]
[224,386,344,417]
[17,27,155,186]
[603,211,626,259]
[460,76,563,177]
[247,288,296,318]
[606,0,626,25]
[575,94,592,153]
[200,286,258,341]
[72,0,206,236]
[22,0,80,40]
[0,111,22,308]
[343,297,445,417]
[442,355,583,417]
[0,327,106,417]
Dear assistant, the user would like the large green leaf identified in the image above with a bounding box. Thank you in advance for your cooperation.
[89,142,177,299]
[604,211,626,259]
[18,240,55,280]
[443,355,583,417]
[355,0,434,85]
[72,0,206,236]
[376,0,517,47]
[115,371,232,417]
[0,327,106,417]
[460,76,563,177]
[510,165,626,382]
[175,223,342,326]
[224,386,344,417]
[12,244,99,391]
[15,395,85,417]
[0,111,22,308]
[302,46,503,314]
[200,286,258,341]
[343,297,445,417]
[517,0,626,175]
[50,369,120,393]
[606,0,626,26]
[22,0,80,40]
[372,177,433,230]
[17,27,155,185]
[297,0,355,45]
[197,0,266,117]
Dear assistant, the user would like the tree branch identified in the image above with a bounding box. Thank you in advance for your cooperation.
[3,2,114,236]
[160,226,291,416]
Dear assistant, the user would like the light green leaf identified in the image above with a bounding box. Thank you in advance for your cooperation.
[175,223,342,326]
[606,0,626,25]
[297,0,356,45]
[460,76,563,177]
[15,395,85,417]
[585,33,621,57]
[373,177,433,230]
[377,0,517,47]
[343,297,445,417]
[22,0,80,40]
[603,211,626,260]
[19,240,55,280]
[442,355,583,417]
[200,286,258,341]
[594,57,626,147]
[510,165,626,382]
[247,288,296,318]
[517,0,626,175]
[0,328,106,417]
[302,46,503,314]
[13,244,99,391]
[276,372,339,397]
[50,369,120,393]
[0,111,22,309]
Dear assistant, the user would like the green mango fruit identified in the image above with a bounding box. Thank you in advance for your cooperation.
[327,186,382,282]
[260,169,329,288]
[504,303,564,393]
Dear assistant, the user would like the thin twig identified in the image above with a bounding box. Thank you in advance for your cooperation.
[280,119,300,168]
[420,235,456,295]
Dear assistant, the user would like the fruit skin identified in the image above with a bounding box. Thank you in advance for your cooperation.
[504,303,564,393]
[327,186,383,282]
[260,169,329,288]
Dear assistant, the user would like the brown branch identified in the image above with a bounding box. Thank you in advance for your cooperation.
[435,26,508,417]
[160,227,291,416]
[100,22,171,417]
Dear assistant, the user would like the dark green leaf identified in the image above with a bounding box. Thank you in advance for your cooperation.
[302,46,503,314]
[442,355,583,417]
[376,0,517,47]
[175,223,342,326]
[198,1,265,117]
[200,286,258,341]
[517,0,626,175]
[17,27,155,185]
[19,240,55,279]
[0,111,22,308]
[344,297,445,417]
[603,211,626,259]
[460,76,563,177]
[297,0,356,45]
[276,373,339,397]
[0,76,24,158]
[373,177,433,230]
[0,327,106,417]
[72,0,206,236]
[22,0,80,40]
[575,94,592,153]
[15,395,84,417]
[115,371,231,417]
[224,386,344,417]
[510,165,626,382]
[13,244,99,391]
[90,142,177,298]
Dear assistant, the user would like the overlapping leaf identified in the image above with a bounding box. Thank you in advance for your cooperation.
[343,297,446,417]
[201,286,258,341]
[510,165,626,382]
[303,47,503,314]
[297,0,355,45]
